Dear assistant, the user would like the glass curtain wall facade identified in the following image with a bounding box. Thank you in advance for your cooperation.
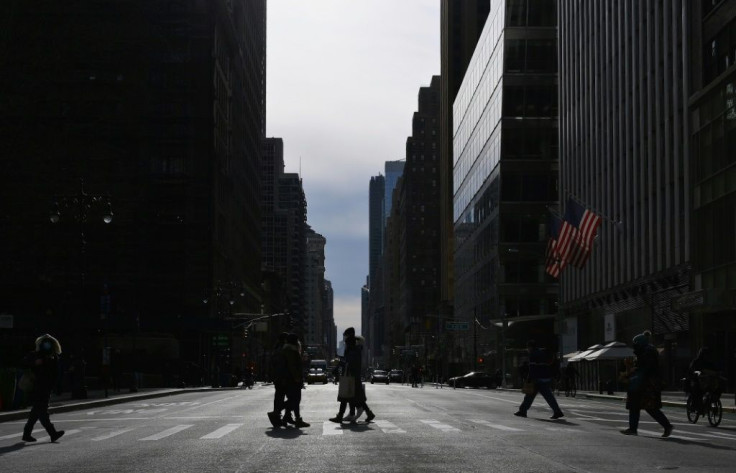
[453,0,559,367]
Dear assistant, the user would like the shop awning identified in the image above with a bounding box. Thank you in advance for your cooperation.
[584,341,633,361]
[568,344,604,362]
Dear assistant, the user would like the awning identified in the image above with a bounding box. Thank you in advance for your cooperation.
[584,341,633,361]
[568,344,603,362]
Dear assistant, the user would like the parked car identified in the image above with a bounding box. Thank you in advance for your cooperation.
[448,371,497,389]
[388,369,404,383]
[370,370,390,384]
[307,368,328,384]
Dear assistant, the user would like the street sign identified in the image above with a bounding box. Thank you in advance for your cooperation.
[445,321,469,331]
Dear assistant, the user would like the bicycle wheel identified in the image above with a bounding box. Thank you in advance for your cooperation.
[686,395,700,423]
[707,397,722,427]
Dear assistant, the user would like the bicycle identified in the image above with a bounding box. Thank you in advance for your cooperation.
[683,372,725,427]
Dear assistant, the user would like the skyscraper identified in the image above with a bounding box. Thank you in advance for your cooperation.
[453,0,559,367]
[384,161,406,224]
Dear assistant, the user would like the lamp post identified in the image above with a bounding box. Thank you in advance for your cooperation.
[50,178,113,398]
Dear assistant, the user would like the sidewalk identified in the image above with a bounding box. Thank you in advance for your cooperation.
[0,385,245,424]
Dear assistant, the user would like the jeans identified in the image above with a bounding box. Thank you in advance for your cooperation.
[24,397,57,436]
[518,380,563,415]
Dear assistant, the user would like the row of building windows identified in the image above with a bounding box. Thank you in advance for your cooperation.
[505,38,557,73]
[506,0,557,27]
[703,16,736,85]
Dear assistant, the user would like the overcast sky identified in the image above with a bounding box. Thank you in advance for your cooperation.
[266,0,440,337]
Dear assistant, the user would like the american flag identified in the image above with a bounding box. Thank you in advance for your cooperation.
[545,214,563,278]
[557,198,601,268]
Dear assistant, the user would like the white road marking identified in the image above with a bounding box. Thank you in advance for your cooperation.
[634,428,701,441]
[91,428,135,441]
[0,429,43,441]
[322,421,343,435]
[469,419,523,431]
[200,423,243,439]
[34,429,82,442]
[421,420,461,432]
[374,420,406,433]
[139,424,193,441]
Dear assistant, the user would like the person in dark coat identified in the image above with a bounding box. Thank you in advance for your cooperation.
[514,340,564,419]
[267,332,289,428]
[281,333,310,428]
[22,334,65,442]
[330,327,375,423]
[620,331,673,437]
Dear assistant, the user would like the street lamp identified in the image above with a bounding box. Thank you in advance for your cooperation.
[50,177,113,398]
[493,316,514,389]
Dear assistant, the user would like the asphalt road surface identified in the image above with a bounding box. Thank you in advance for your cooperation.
[1,383,734,472]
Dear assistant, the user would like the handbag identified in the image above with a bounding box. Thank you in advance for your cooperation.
[521,380,536,395]
[18,370,36,392]
[338,375,355,399]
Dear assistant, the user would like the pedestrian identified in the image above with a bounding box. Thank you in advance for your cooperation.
[620,331,673,437]
[281,333,310,428]
[514,340,564,420]
[330,328,375,423]
[267,332,288,428]
[22,334,65,443]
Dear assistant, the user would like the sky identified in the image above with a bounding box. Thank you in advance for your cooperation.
[266,0,441,337]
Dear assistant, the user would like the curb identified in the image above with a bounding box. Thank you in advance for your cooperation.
[0,386,244,424]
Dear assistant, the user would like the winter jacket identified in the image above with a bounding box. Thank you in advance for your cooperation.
[283,343,303,387]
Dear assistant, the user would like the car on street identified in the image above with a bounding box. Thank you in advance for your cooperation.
[388,369,404,383]
[307,368,328,384]
[448,371,497,389]
[370,369,390,384]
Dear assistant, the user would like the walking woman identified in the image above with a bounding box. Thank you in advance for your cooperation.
[514,340,564,419]
[22,334,65,442]
[282,333,310,428]
[620,331,673,437]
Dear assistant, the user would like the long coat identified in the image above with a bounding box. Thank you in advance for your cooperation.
[25,351,58,402]
[337,336,365,403]
[625,344,662,411]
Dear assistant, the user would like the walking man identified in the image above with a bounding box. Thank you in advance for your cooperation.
[22,334,65,443]
[267,332,288,428]
[514,340,564,420]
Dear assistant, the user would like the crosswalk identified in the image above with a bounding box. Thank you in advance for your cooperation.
[3,417,736,445]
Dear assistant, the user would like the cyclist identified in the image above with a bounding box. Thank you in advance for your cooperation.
[688,347,718,411]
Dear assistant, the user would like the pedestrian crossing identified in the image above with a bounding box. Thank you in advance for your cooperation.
[3,417,736,445]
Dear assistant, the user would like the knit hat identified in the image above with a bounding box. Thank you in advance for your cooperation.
[632,330,651,347]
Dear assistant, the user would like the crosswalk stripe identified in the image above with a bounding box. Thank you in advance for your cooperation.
[635,428,701,441]
[91,428,136,441]
[200,424,243,439]
[35,429,82,442]
[421,420,461,432]
[469,419,523,431]
[0,429,43,441]
[373,420,406,433]
[139,425,193,441]
[322,421,343,435]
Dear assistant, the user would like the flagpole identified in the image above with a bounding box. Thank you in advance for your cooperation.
[563,190,623,228]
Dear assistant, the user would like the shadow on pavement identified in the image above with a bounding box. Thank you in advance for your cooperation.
[654,436,734,451]
[341,422,374,432]
[265,427,307,439]
[0,442,27,456]
[534,418,580,426]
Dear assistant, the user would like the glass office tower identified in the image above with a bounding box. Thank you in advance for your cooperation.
[453,0,559,363]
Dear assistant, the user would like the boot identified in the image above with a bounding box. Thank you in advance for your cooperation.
[22,433,37,442]
[282,413,295,426]
[365,409,375,422]
[267,411,282,428]
[50,430,65,442]
[294,417,310,428]
[329,414,343,423]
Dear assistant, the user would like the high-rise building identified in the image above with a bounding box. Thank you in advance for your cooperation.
[440,0,491,313]
[453,0,559,369]
[305,226,327,350]
[324,280,336,357]
[369,175,386,291]
[0,1,266,375]
[384,161,406,224]
[558,1,692,385]
[261,138,307,338]
[683,0,736,390]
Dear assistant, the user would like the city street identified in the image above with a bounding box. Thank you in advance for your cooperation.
[1,383,734,472]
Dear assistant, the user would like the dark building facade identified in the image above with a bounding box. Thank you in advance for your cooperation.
[558,0,692,386]
[685,0,736,391]
[0,0,266,382]
[261,138,307,338]
[453,0,559,373]
[440,0,491,318]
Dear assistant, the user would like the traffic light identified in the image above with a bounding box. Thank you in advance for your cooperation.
[478,357,484,365]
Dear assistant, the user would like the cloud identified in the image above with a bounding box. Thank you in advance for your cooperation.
[333,295,363,338]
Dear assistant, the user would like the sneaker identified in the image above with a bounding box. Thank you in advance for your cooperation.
[365,411,375,422]
[267,411,282,428]
[550,412,564,419]
[620,428,637,436]
[513,411,527,418]
[329,415,343,423]
[283,414,295,426]
[22,435,36,442]
[662,425,673,438]
[50,431,65,442]
[294,418,310,428]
